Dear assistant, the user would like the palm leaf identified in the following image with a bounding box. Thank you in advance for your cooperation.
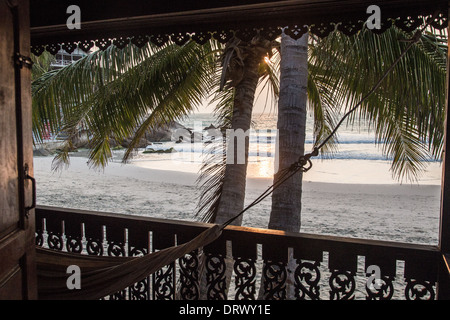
[308,25,447,181]
[32,40,217,169]
[195,87,234,223]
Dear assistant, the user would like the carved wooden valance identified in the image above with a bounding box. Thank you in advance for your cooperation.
[30,0,448,56]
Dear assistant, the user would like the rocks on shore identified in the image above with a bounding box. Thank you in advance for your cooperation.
[114,121,191,148]
[33,121,190,156]
[142,147,176,154]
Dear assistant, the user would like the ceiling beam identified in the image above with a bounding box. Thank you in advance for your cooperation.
[30,0,446,45]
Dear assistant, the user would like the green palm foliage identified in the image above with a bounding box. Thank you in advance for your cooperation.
[31,25,447,221]
[309,27,447,182]
[32,41,219,169]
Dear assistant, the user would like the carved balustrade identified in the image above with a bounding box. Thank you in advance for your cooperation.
[35,206,443,300]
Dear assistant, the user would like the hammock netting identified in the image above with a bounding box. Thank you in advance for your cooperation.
[36,225,222,300]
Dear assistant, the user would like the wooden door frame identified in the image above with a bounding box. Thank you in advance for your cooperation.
[0,0,37,300]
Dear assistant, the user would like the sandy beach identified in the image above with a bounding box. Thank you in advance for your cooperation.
[33,151,443,246]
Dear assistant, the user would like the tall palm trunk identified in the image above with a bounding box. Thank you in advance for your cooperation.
[269,32,308,232]
[260,32,308,300]
[198,39,270,299]
[214,41,268,226]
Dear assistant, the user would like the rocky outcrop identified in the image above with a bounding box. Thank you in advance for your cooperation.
[33,121,191,154]
[116,121,190,148]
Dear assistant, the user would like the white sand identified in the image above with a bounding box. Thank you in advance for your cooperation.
[33,153,443,245]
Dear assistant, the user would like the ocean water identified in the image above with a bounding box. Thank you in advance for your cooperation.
[176,112,385,162]
[135,112,440,182]
[115,112,441,244]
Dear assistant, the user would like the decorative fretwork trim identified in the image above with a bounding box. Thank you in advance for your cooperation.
[31,13,448,56]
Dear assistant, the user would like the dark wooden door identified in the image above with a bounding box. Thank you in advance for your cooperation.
[0,0,37,299]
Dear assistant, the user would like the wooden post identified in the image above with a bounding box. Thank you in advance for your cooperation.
[0,0,37,299]
[440,2,450,257]
[437,1,450,300]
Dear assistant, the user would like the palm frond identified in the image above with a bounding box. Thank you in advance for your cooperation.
[256,45,280,114]
[308,25,447,181]
[32,40,217,169]
[306,65,340,157]
[195,87,234,223]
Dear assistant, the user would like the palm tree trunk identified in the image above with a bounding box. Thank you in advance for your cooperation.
[214,44,267,226]
[260,32,308,300]
[198,40,269,300]
[269,32,308,233]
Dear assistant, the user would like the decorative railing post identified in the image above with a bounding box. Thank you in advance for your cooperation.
[35,215,44,247]
[294,260,321,300]
[105,224,126,257]
[45,216,63,251]
[230,237,259,300]
[261,261,287,300]
[105,223,127,299]
[260,241,288,300]
[327,250,357,300]
[84,221,104,256]
[178,249,200,300]
[364,249,396,300]
[127,227,150,300]
[34,206,442,300]
[234,257,257,300]
[177,230,202,300]
[403,254,437,300]
[203,238,228,300]
[152,231,176,300]
[64,219,83,254]
[293,243,323,300]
